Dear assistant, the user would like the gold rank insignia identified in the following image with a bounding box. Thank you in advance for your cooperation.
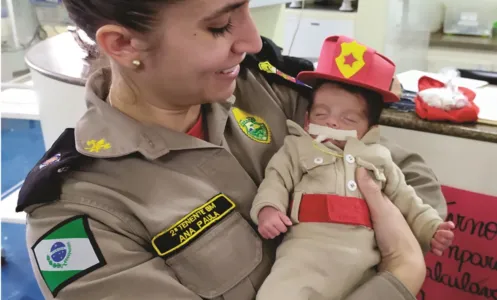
[84,139,111,153]
[232,107,271,144]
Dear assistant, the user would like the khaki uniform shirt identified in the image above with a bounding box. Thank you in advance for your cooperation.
[22,66,446,300]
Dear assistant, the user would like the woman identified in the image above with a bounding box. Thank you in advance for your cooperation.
[18,0,446,299]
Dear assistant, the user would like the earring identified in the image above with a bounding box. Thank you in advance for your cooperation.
[132,60,141,67]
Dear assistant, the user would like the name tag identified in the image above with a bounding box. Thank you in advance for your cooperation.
[152,194,236,258]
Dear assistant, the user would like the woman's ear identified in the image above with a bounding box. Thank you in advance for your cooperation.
[95,25,144,69]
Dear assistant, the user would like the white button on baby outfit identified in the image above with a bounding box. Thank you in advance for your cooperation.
[314,157,324,164]
[345,154,355,164]
[347,180,358,191]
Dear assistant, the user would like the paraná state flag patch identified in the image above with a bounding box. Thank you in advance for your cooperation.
[31,215,106,297]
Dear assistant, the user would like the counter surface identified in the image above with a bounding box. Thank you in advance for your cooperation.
[380,108,497,143]
[25,32,89,86]
[27,33,497,144]
[429,31,497,52]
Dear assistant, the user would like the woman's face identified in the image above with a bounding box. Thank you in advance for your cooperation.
[140,0,262,107]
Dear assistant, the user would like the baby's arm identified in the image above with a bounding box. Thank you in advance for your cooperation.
[381,154,448,253]
[250,136,303,231]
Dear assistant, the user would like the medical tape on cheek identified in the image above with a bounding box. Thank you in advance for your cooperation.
[308,123,357,141]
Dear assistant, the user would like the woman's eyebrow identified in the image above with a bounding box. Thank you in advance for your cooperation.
[202,0,248,22]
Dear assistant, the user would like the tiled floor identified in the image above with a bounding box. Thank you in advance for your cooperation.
[2,222,44,300]
[2,118,45,299]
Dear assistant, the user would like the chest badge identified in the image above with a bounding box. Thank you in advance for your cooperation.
[232,107,271,144]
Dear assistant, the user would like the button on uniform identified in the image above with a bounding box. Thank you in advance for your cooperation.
[345,154,355,164]
[347,180,357,191]
[314,157,324,164]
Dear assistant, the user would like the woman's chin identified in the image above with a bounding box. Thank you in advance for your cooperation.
[207,81,237,103]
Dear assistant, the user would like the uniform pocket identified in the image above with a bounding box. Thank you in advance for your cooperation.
[166,211,263,299]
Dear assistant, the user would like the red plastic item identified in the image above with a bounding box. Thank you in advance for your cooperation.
[297,35,399,103]
[296,194,372,228]
[414,76,479,123]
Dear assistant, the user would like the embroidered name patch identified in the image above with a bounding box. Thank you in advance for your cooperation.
[232,107,271,144]
[31,215,106,297]
[152,194,236,258]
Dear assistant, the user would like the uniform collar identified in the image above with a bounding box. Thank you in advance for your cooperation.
[75,68,234,160]
[359,126,381,145]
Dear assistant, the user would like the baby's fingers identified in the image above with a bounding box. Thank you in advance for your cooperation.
[438,221,455,231]
[258,226,271,239]
[432,248,443,257]
[273,219,288,233]
[431,239,448,256]
[278,212,293,226]
[437,230,454,240]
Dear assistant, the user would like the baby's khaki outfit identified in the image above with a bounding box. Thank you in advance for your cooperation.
[250,120,443,300]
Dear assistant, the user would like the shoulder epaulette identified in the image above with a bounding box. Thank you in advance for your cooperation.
[16,129,90,212]
[241,36,314,95]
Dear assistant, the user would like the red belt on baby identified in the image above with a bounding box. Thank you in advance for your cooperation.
[292,194,373,228]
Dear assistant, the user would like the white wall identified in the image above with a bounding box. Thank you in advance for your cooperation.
[381,126,497,196]
[31,70,86,149]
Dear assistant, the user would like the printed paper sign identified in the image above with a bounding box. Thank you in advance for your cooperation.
[417,186,497,300]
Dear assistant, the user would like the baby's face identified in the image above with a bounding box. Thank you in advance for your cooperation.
[308,83,370,148]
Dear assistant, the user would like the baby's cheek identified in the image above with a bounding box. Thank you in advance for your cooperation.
[356,123,373,139]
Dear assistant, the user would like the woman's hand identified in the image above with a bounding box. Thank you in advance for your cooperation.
[356,168,426,296]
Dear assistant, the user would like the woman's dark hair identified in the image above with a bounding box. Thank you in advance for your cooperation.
[309,80,384,126]
[62,0,170,41]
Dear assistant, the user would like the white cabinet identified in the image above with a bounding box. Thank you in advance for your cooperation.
[380,125,497,196]
[283,10,356,58]
[282,0,431,73]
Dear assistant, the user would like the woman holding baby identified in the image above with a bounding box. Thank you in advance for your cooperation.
[18,1,448,299]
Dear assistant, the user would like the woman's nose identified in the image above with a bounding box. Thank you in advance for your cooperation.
[231,9,263,55]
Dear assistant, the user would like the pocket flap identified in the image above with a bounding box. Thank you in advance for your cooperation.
[356,158,386,182]
[166,212,262,298]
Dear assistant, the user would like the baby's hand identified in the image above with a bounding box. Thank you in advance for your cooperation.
[257,206,293,239]
[431,221,455,256]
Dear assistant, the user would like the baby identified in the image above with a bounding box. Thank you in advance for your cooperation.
[250,36,454,300]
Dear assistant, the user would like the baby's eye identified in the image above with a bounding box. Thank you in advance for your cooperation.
[344,117,358,123]
[313,112,327,117]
